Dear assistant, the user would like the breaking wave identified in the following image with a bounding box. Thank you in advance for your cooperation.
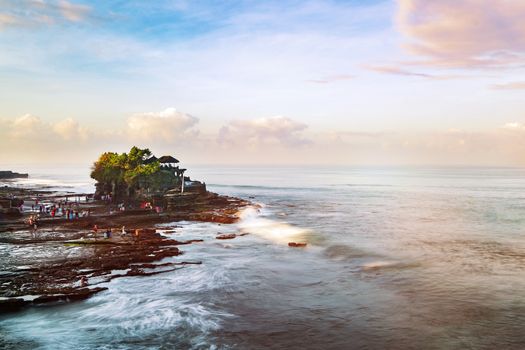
[237,206,311,245]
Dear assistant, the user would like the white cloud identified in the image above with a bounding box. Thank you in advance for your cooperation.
[2,113,90,141]
[126,107,199,142]
[9,113,44,138]
[217,116,310,148]
[502,122,525,130]
[4,110,525,166]
[53,117,88,140]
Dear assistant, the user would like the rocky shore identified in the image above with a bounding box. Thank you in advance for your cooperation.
[0,171,28,179]
[0,186,252,313]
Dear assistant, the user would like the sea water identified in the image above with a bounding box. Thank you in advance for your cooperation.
[1,166,524,349]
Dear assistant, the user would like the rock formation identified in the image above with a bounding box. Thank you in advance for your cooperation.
[0,171,28,179]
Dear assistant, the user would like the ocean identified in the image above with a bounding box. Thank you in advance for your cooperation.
[1,166,524,349]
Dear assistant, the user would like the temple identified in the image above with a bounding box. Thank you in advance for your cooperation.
[91,148,207,210]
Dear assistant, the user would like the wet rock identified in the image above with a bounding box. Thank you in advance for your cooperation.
[0,185,253,313]
[0,298,27,313]
[216,233,237,240]
[288,242,307,248]
[134,228,157,236]
[0,171,28,179]
[33,287,108,304]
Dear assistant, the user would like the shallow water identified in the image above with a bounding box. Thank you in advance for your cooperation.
[1,166,525,349]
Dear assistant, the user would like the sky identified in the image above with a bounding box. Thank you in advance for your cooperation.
[1,0,525,166]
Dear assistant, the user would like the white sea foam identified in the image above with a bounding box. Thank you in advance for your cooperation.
[237,206,310,245]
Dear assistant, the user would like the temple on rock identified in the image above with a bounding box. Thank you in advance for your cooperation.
[91,147,207,209]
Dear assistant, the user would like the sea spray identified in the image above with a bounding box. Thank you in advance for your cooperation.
[237,206,311,245]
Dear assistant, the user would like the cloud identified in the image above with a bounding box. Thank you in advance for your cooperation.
[218,116,310,147]
[501,122,525,130]
[0,113,104,164]
[0,0,91,29]
[396,0,525,68]
[1,107,201,150]
[2,113,90,141]
[363,64,463,80]
[53,117,88,140]
[364,64,436,78]
[57,0,90,22]
[4,111,525,166]
[8,114,46,139]
[0,13,18,28]
[491,82,525,90]
[312,126,525,166]
[126,107,199,143]
[306,74,355,84]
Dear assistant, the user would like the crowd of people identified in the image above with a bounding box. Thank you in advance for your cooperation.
[24,195,93,230]
[30,203,91,220]
[22,193,162,233]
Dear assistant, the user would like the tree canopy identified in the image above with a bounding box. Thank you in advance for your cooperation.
[90,147,178,201]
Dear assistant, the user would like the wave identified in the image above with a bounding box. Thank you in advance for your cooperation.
[237,207,311,245]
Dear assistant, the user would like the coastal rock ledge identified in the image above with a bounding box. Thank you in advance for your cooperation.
[0,171,28,179]
[0,149,255,313]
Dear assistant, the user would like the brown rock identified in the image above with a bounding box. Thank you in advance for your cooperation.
[134,228,156,236]
[288,242,307,248]
[216,233,237,240]
[0,298,27,313]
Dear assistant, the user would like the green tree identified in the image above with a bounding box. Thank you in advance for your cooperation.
[91,146,177,201]
[90,152,126,198]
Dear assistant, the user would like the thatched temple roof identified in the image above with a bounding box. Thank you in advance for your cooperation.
[143,156,158,164]
[158,155,180,164]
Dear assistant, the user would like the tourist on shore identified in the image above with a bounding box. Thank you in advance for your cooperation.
[80,276,88,287]
[28,215,38,231]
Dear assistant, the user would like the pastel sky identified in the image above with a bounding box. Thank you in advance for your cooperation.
[1,0,525,166]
